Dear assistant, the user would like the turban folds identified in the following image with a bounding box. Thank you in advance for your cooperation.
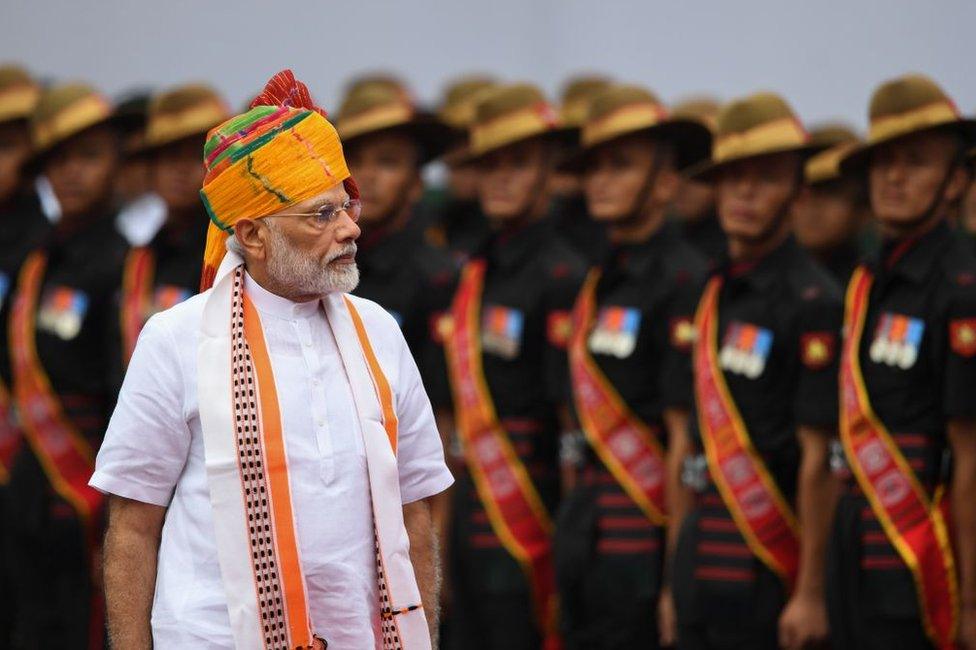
[199,70,356,290]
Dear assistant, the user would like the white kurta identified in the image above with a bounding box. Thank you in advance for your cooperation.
[90,274,454,649]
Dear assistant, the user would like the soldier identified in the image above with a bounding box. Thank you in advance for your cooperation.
[5,83,130,648]
[828,74,976,650]
[117,84,230,362]
[0,62,41,650]
[335,78,459,439]
[428,75,497,261]
[670,97,727,268]
[960,149,976,238]
[792,124,870,284]
[670,92,843,650]
[552,84,711,649]
[443,83,587,650]
[551,75,614,266]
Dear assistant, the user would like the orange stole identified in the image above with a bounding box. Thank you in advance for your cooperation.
[119,247,155,365]
[568,270,667,524]
[444,260,561,648]
[9,250,104,648]
[693,277,799,589]
[840,267,957,649]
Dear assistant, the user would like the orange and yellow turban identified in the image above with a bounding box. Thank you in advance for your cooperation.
[199,70,357,290]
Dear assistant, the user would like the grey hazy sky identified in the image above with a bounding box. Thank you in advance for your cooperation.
[1,0,971,131]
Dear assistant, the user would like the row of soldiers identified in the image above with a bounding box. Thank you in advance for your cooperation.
[0,63,975,650]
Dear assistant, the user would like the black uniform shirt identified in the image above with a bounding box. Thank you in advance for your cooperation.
[22,216,129,440]
[584,222,707,435]
[0,191,53,385]
[678,210,727,270]
[576,222,707,561]
[550,194,608,267]
[355,217,459,411]
[686,236,842,592]
[144,216,208,311]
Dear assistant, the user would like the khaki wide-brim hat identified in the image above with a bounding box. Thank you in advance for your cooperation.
[0,65,40,125]
[139,83,230,152]
[31,82,116,154]
[466,83,571,160]
[336,81,454,165]
[437,76,498,164]
[687,91,820,182]
[804,123,861,186]
[559,84,712,173]
[559,75,614,130]
[840,74,976,173]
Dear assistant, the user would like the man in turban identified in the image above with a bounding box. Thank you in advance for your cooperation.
[92,70,452,650]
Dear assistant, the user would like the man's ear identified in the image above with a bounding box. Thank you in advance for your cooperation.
[234,218,268,262]
[944,165,970,205]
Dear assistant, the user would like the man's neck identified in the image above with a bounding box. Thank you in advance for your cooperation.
[879,209,944,243]
[728,223,790,263]
[607,209,666,245]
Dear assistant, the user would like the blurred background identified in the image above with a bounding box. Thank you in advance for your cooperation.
[1,0,973,126]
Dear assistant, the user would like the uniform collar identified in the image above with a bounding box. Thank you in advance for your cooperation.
[486,217,551,271]
[244,271,321,320]
[606,220,677,279]
[871,219,952,285]
[722,235,798,291]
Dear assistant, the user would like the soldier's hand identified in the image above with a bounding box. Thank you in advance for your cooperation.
[657,586,677,647]
[777,592,828,649]
[960,604,976,649]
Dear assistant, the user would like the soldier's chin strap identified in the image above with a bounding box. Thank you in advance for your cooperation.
[604,149,665,230]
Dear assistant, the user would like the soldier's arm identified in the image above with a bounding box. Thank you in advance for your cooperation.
[948,418,976,647]
[659,408,693,646]
[103,495,166,650]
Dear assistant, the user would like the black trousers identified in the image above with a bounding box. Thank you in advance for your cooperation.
[5,448,101,649]
[447,477,541,650]
[826,494,933,650]
[672,509,785,650]
[554,482,661,650]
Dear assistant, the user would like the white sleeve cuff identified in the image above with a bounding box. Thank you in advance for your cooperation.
[89,470,173,507]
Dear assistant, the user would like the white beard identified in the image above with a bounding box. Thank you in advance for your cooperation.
[264,221,359,296]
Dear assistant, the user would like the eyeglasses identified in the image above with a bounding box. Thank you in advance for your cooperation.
[269,199,362,229]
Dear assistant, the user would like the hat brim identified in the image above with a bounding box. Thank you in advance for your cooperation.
[685,141,825,183]
[839,119,976,174]
[341,112,457,165]
[558,119,712,174]
[465,124,577,162]
[27,112,125,170]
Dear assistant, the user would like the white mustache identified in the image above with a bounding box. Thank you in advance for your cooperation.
[325,244,357,264]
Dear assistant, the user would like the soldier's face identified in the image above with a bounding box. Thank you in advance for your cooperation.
[114,131,152,205]
[345,131,422,225]
[447,159,481,201]
[478,138,551,222]
[716,152,801,242]
[153,136,205,214]
[0,120,32,204]
[791,179,864,252]
[44,126,120,219]
[868,131,967,228]
[672,177,715,223]
[583,135,674,222]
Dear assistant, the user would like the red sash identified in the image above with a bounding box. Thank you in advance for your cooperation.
[568,269,667,524]
[9,250,104,648]
[444,260,561,649]
[840,266,958,649]
[693,276,800,589]
[119,247,155,365]
[0,384,21,484]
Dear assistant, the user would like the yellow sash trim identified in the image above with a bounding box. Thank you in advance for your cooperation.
[840,267,959,646]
